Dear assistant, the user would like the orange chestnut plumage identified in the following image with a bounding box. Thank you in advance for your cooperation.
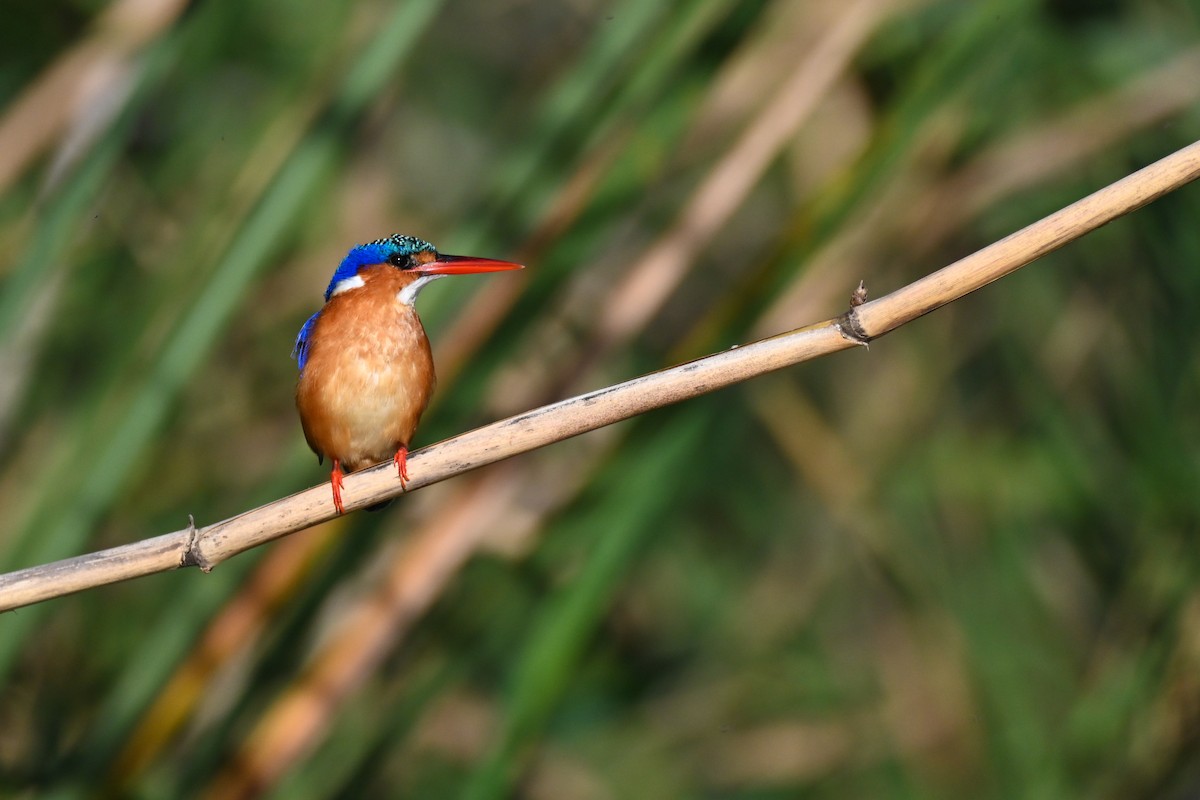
[293,235,522,514]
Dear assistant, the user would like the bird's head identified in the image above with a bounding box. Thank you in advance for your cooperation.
[323,234,523,303]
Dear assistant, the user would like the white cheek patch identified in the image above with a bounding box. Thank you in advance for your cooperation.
[398,274,444,306]
[330,275,366,296]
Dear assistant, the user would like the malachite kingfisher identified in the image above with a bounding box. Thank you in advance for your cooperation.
[293,234,523,514]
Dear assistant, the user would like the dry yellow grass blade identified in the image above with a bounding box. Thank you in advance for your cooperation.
[1,136,1198,613]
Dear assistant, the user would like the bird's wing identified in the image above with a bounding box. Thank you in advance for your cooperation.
[293,311,320,371]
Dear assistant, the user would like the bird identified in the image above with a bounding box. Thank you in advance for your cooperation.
[293,233,523,514]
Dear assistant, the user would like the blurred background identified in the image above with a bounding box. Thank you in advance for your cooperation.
[1,0,1199,797]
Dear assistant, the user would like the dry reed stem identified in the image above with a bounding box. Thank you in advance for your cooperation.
[0,137,1197,613]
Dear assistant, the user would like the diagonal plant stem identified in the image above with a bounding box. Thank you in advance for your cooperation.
[1,137,1199,613]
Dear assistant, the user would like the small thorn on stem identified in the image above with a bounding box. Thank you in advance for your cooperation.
[835,282,872,347]
[181,514,213,572]
[850,280,868,307]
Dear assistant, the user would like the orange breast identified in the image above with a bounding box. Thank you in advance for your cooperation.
[296,266,436,472]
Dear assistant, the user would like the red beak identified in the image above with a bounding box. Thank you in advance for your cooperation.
[415,254,524,275]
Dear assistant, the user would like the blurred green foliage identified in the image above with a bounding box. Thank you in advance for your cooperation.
[1,0,1199,797]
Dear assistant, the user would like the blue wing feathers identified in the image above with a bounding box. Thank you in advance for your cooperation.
[293,312,320,371]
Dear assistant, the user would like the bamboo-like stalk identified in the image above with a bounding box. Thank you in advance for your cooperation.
[2,137,1199,613]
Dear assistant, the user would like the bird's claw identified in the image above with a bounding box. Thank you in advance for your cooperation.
[331,460,346,514]
[394,446,410,490]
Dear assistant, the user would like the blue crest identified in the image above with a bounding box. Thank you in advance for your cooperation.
[322,234,437,301]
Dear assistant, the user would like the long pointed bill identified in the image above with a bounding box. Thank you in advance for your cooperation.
[415,254,524,275]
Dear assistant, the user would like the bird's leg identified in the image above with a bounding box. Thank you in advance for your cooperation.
[330,459,346,514]
[393,445,410,489]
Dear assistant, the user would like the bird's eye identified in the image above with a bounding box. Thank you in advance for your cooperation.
[388,252,412,269]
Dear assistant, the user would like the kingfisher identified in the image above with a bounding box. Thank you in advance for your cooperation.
[293,234,523,514]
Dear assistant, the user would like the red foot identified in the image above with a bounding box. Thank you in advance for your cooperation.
[330,459,346,514]
[393,445,410,489]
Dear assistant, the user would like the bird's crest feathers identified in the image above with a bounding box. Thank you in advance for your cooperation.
[323,234,436,301]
